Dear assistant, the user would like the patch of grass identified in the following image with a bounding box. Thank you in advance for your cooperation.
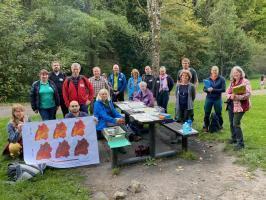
[144,158,157,166]
[168,95,266,170]
[178,150,197,160]
[112,167,121,176]
[0,117,90,200]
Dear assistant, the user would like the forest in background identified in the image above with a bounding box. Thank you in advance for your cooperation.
[0,0,265,101]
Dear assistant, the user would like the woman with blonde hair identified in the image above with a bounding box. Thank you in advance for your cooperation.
[203,66,226,132]
[93,89,124,139]
[3,104,30,157]
[226,66,251,150]
[127,69,142,100]
[175,69,196,122]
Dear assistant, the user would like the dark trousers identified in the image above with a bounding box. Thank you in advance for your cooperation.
[60,96,69,117]
[80,104,88,114]
[204,98,223,128]
[39,107,57,121]
[89,98,96,115]
[112,91,124,102]
[227,103,245,147]
[177,108,193,123]
[156,91,169,113]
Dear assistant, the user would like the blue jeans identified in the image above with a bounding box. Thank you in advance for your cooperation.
[39,107,57,121]
[80,104,88,114]
[204,97,223,128]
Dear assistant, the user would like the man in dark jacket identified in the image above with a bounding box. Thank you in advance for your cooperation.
[62,63,94,114]
[49,61,68,117]
[154,66,174,113]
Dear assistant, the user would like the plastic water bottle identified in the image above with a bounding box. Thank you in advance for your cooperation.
[187,120,192,132]
[182,122,190,135]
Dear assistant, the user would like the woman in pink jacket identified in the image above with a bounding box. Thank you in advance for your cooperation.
[226,66,251,150]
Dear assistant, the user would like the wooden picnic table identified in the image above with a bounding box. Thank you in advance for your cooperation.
[104,101,198,168]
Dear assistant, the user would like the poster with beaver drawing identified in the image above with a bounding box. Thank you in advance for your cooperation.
[22,117,99,168]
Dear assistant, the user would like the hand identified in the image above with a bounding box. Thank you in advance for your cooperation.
[56,106,59,111]
[207,87,213,92]
[231,94,235,100]
[116,118,125,125]
[86,100,91,105]
[93,117,98,125]
[17,123,23,133]
[34,110,39,114]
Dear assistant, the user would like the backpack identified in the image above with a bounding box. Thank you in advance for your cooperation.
[209,113,221,133]
[7,162,46,182]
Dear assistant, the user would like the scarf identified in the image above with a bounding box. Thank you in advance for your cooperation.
[159,74,168,92]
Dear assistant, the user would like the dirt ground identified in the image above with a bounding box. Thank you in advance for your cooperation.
[83,127,266,200]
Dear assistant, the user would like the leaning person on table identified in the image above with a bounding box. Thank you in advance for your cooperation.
[93,89,125,140]
[3,104,30,158]
[133,81,154,107]
[175,69,196,123]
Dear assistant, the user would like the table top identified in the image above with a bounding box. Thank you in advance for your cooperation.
[114,101,167,124]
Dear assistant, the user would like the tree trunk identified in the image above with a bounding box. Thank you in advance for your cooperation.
[147,0,162,74]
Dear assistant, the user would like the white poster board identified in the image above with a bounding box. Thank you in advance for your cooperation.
[22,116,99,168]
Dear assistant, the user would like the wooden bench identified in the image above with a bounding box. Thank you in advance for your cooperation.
[161,122,198,151]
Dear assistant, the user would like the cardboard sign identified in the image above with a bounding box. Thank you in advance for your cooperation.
[22,117,99,168]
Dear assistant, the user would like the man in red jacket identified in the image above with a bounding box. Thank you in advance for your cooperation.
[62,63,94,114]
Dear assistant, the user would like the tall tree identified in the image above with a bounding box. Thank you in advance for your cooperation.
[209,0,253,76]
[147,0,162,73]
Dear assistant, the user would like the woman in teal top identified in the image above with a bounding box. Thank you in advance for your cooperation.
[30,69,60,120]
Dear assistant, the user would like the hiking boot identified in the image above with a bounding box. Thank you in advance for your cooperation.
[228,139,237,144]
[233,145,244,151]
[202,128,208,133]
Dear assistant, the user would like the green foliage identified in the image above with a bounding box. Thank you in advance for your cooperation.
[161,0,211,79]
[208,0,254,76]
[0,0,265,101]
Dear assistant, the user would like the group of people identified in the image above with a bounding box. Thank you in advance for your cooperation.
[4,58,252,158]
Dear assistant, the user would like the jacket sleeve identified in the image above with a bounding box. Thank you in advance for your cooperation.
[191,84,196,101]
[168,76,174,92]
[127,78,131,97]
[133,91,141,101]
[119,74,127,93]
[7,123,20,143]
[148,91,155,107]
[94,101,118,124]
[110,101,122,119]
[85,78,94,101]
[50,81,60,106]
[212,77,226,93]
[62,78,70,107]
[235,80,251,100]
[30,82,37,111]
